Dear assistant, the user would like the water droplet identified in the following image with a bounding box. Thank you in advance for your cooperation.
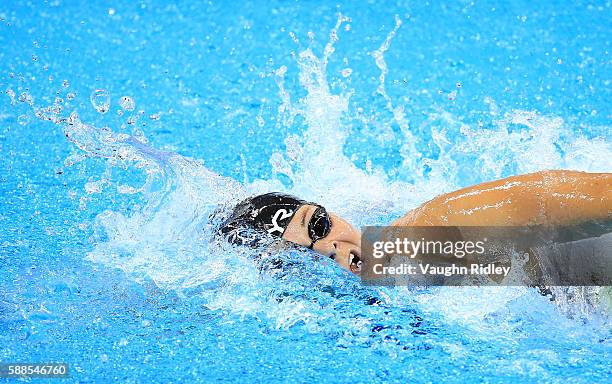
[341,68,352,77]
[17,115,30,125]
[32,54,38,62]
[6,89,15,104]
[108,8,115,15]
[119,96,135,111]
[456,82,462,88]
[66,92,76,100]
[90,89,110,114]
[18,92,33,105]
[149,113,161,120]
[62,80,70,88]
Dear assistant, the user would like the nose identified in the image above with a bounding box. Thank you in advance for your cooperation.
[328,213,361,246]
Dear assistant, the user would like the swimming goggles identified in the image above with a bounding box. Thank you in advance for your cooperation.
[307,206,332,250]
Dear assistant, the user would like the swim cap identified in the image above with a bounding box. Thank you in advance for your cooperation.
[219,192,312,245]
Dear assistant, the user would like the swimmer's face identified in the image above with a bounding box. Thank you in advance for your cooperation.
[282,205,362,274]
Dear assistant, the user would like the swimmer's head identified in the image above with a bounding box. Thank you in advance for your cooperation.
[219,192,362,274]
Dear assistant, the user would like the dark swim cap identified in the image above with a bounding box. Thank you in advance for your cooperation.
[219,192,312,245]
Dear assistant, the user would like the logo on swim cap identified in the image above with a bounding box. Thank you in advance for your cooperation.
[268,208,294,235]
[218,192,314,245]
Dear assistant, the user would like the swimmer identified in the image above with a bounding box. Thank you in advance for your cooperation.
[219,170,611,274]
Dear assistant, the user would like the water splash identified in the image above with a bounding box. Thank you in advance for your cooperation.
[10,12,612,330]
[371,15,401,100]
[270,15,422,225]
[15,94,246,292]
[263,15,612,322]
[371,15,420,180]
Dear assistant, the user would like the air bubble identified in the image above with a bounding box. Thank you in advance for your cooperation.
[149,113,161,120]
[66,92,76,100]
[90,89,110,114]
[17,115,30,125]
[341,68,352,77]
[119,96,135,111]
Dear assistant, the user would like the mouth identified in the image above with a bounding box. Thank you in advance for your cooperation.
[348,248,362,274]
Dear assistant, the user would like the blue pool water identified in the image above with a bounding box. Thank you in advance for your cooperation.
[1,1,611,382]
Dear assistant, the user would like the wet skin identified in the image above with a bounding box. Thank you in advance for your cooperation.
[392,170,612,227]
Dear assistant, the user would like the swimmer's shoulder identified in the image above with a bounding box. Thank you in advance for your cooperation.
[392,170,612,227]
[392,172,541,226]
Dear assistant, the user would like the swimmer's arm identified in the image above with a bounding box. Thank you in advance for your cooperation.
[392,170,612,227]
